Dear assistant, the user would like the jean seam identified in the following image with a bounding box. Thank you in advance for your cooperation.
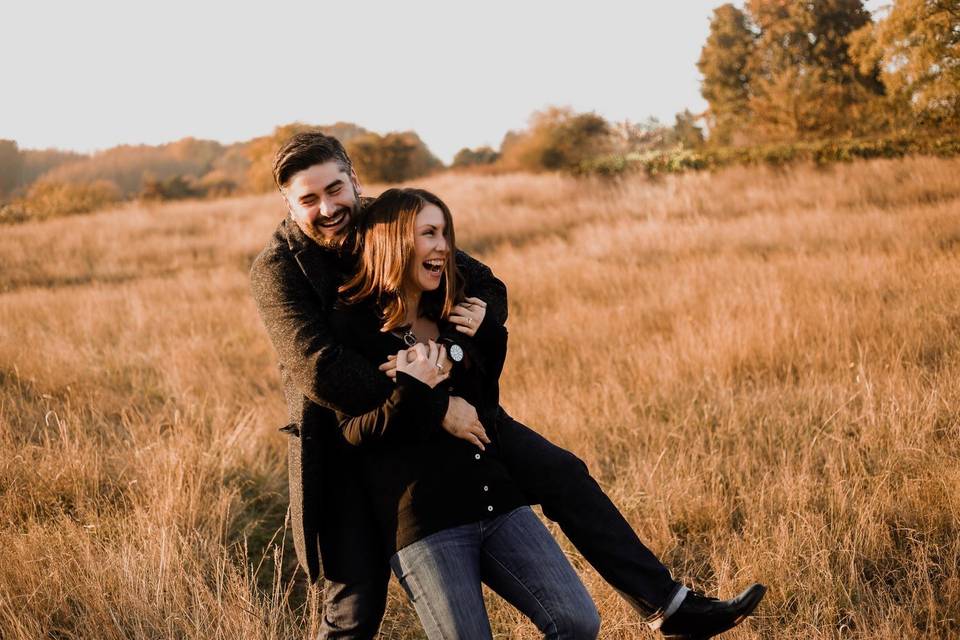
[393,553,451,640]
[480,546,558,635]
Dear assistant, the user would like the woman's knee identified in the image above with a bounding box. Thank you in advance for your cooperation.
[551,603,601,640]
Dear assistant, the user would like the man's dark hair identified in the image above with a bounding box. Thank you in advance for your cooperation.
[272,131,354,189]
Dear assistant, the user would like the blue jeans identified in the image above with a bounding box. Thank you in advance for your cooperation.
[390,507,601,639]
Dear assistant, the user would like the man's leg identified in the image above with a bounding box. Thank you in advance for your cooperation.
[316,454,392,640]
[495,411,686,620]
[319,568,390,640]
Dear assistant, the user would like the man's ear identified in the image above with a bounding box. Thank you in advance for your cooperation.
[350,168,362,196]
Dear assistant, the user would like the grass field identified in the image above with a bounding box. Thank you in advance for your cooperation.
[2,156,959,638]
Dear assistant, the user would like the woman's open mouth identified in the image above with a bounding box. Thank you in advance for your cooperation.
[423,258,445,275]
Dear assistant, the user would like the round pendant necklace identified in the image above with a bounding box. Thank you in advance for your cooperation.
[400,329,418,347]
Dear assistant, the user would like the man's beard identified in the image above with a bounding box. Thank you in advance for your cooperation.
[298,194,361,250]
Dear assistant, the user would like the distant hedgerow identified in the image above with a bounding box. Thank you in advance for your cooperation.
[578,134,960,177]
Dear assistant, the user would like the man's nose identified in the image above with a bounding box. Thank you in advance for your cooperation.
[318,196,336,218]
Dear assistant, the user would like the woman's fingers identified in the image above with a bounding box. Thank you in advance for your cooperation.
[465,297,486,307]
[411,342,428,360]
[427,339,438,364]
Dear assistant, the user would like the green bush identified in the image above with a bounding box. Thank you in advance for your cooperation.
[578,134,960,177]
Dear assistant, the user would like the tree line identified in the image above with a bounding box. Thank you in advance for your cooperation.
[0,124,441,221]
[2,0,956,221]
[698,0,959,144]
[454,1,959,174]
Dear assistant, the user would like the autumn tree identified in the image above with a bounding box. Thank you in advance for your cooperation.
[243,122,371,192]
[39,139,225,196]
[745,0,885,140]
[698,4,757,144]
[19,148,83,186]
[850,0,960,130]
[500,107,613,171]
[345,131,441,183]
[452,146,499,168]
[670,110,706,149]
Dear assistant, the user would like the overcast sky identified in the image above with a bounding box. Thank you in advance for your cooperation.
[1,0,887,163]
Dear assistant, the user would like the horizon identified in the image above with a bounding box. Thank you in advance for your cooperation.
[0,0,887,164]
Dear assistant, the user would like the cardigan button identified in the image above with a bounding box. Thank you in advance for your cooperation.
[474,453,481,460]
[483,485,489,492]
[487,505,494,512]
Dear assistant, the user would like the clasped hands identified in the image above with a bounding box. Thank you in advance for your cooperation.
[378,338,490,451]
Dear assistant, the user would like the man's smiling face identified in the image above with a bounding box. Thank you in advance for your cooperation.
[282,160,362,246]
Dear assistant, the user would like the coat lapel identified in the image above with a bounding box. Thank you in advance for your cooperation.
[281,218,342,300]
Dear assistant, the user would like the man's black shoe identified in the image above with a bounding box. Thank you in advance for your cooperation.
[659,583,766,639]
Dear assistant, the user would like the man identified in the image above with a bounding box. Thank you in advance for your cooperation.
[250,131,766,639]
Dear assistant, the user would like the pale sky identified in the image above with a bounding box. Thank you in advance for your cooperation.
[1,0,887,163]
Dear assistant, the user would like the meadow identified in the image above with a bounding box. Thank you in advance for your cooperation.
[2,156,959,638]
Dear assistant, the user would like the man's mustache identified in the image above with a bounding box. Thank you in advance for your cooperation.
[315,207,352,228]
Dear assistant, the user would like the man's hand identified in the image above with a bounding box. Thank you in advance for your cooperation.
[395,341,451,389]
[442,396,491,450]
[449,297,487,337]
[380,342,451,381]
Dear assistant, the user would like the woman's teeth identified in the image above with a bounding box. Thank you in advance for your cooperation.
[423,259,444,274]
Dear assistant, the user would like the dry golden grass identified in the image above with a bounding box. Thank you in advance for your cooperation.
[2,157,959,638]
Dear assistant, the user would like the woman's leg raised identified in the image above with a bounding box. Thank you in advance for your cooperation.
[479,507,601,640]
[389,523,492,640]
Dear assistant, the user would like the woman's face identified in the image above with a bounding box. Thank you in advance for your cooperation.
[408,204,449,293]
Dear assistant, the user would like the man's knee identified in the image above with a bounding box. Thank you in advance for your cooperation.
[319,573,389,640]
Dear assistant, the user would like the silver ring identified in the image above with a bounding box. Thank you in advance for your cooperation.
[436,363,444,374]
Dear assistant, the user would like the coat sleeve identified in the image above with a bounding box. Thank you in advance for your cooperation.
[454,250,507,327]
[335,372,449,446]
[250,246,396,417]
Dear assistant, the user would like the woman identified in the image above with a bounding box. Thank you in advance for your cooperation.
[329,188,601,639]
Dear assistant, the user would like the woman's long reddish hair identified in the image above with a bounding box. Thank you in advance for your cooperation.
[339,188,464,331]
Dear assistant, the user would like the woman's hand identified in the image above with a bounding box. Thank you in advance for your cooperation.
[449,297,487,337]
[394,340,451,388]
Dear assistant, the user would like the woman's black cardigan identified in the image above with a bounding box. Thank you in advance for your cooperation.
[328,301,528,555]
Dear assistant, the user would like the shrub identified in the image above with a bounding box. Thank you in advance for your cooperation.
[578,133,960,177]
[452,146,500,168]
[500,107,614,172]
[1,179,121,223]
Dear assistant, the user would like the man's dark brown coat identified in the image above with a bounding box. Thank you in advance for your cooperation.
[249,217,507,583]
